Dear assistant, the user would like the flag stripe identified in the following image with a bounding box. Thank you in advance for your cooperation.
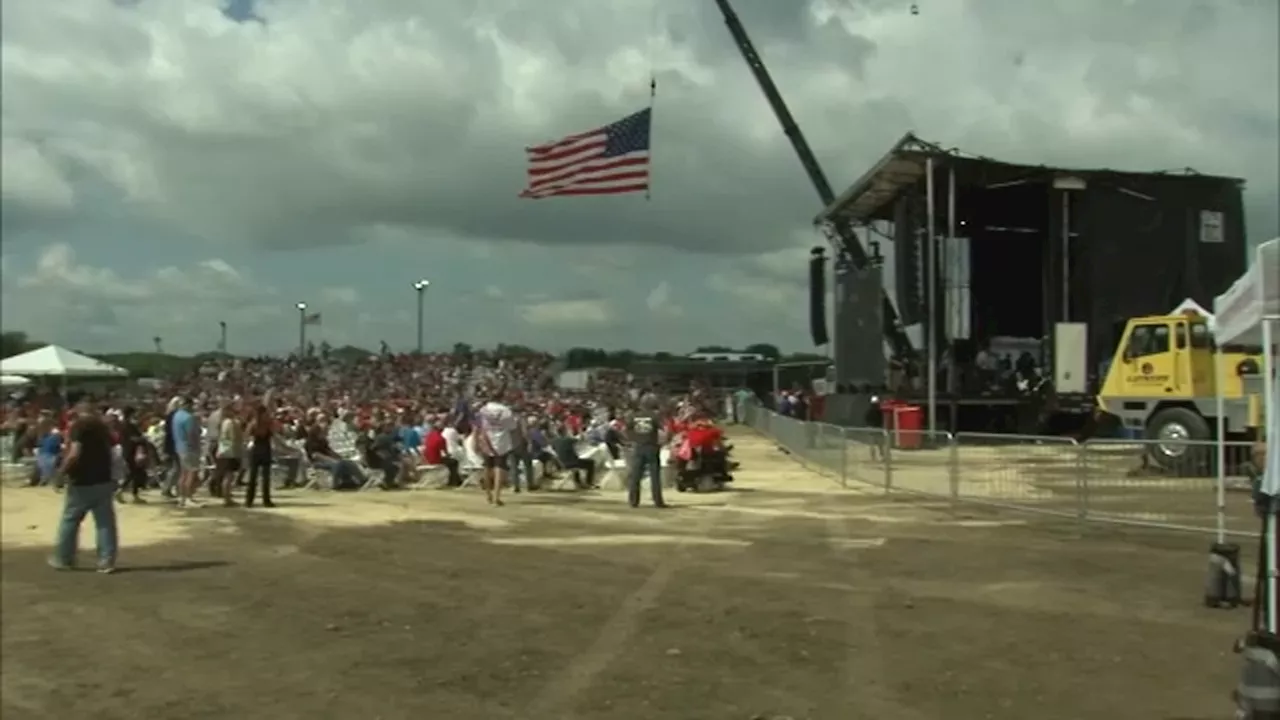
[518,107,651,200]
[528,155,649,190]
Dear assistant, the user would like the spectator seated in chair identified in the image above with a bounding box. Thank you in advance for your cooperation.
[423,417,463,486]
[551,425,596,489]
[304,421,367,491]
[364,418,403,489]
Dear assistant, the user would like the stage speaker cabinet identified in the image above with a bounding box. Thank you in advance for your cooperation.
[1205,542,1243,608]
[1235,631,1280,719]
[1053,322,1088,395]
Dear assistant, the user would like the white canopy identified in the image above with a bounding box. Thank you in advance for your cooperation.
[0,345,128,378]
[0,375,31,387]
[1213,237,1280,346]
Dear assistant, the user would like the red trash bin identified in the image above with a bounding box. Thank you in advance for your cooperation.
[892,404,924,450]
[880,398,901,433]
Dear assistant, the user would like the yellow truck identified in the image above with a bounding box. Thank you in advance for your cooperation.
[1094,311,1264,469]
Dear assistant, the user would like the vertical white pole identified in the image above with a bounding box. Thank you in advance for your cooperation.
[1263,319,1276,633]
[925,156,937,433]
[1215,347,1226,545]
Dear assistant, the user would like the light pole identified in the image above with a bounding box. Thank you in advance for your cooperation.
[413,279,430,354]
[296,301,307,357]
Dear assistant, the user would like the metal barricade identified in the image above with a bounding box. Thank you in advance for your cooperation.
[883,429,956,499]
[1081,438,1260,537]
[952,432,1083,520]
[840,426,890,491]
[743,400,1260,540]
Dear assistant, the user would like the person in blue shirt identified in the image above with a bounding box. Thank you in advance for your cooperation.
[169,397,202,508]
[34,419,63,487]
[396,413,422,456]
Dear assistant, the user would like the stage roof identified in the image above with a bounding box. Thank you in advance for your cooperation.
[814,132,1246,226]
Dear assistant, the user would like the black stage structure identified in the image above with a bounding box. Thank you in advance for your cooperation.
[815,133,1248,432]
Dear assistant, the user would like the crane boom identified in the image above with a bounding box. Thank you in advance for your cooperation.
[713,0,914,359]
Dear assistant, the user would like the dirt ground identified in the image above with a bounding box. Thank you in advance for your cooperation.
[0,431,1250,720]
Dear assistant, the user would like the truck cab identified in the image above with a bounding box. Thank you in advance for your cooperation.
[1096,312,1263,468]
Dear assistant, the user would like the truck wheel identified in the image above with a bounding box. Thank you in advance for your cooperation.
[1144,407,1211,473]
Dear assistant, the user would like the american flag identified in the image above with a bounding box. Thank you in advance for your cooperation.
[518,107,651,199]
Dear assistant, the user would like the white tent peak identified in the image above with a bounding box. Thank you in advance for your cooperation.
[0,345,128,377]
[1214,237,1280,346]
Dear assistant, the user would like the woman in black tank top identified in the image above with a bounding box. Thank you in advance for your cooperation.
[245,404,275,508]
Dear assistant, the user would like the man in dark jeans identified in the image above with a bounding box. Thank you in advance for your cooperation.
[551,428,595,489]
[363,420,400,489]
[626,394,668,509]
[51,401,119,573]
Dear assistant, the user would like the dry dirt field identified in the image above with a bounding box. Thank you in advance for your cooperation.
[0,430,1251,720]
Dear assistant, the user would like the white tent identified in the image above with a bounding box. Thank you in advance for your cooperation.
[1170,297,1215,331]
[0,375,31,387]
[1214,238,1280,347]
[0,345,128,378]
[1213,237,1279,633]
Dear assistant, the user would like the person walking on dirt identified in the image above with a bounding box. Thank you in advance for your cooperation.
[50,401,119,574]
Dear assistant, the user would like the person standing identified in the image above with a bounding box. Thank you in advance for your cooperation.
[171,396,203,509]
[475,388,517,506]
[245,402,276,508]
[116,407,147,504]
[626,394,669,509]
[213,398,245,507]
[50,401,119,573]
[160,397,181,499]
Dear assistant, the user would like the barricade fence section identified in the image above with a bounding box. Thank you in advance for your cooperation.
[739,402,1261,539]
[1080,438,1258,538]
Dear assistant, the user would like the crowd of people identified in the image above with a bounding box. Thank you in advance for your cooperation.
[2,350,740,571]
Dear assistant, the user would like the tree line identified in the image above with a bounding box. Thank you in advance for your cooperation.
[3,331,818,378]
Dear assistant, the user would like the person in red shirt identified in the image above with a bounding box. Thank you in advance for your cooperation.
[685,418,723,453]
[422,419,461,486]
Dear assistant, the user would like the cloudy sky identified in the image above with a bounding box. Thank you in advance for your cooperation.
[2,0,1276,356]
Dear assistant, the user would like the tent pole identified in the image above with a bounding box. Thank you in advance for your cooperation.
[1215,348,1226,545]
[1265,317,1276,634]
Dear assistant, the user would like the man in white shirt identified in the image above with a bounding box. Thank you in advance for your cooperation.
[475,389,517,506]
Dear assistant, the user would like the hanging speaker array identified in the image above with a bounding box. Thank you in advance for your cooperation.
[809,247,829,346]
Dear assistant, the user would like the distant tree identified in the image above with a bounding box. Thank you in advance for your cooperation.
[744,343,781,360]
[452,342,472,356]
[694,345,734,354]
[652,351,674,361]
[1,331,39,358]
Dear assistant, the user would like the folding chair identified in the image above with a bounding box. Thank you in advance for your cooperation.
[412,464,449,489]
[598,458,629,490]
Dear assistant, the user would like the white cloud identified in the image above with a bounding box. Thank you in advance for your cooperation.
[0,0,1274,353]
[519,299,613,327]
[645,281,683,317]
[1,137,75,212]
[1,242,282,353]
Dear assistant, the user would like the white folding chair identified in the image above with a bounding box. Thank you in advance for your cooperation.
[412,464,449,489]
